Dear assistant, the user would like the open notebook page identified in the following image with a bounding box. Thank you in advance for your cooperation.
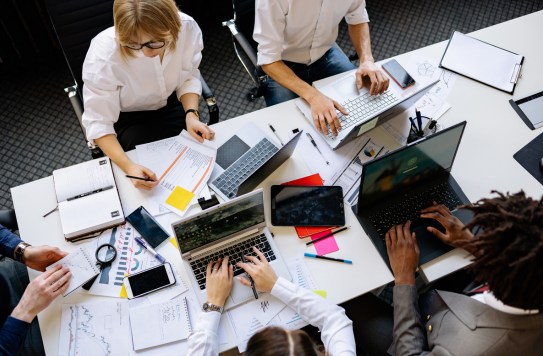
[53,157,116,203]
[129,297,192,350]
[58,189,124,238]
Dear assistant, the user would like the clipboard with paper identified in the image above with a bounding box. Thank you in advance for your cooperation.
[439,31,524,94]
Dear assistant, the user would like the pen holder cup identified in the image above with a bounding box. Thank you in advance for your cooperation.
[407,123,438,144]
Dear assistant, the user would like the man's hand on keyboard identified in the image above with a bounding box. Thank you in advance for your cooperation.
[421,202,478,255]
[205,257,233,308]
[356,60,389,95]
[308,91,347,136]
[236,247,278,293]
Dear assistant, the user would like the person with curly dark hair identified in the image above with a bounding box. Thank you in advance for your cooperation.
[341,190,543,356]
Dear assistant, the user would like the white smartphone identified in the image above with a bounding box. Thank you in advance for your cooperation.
[123,263,176,299]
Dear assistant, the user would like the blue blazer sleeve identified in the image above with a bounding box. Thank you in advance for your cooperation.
[0,317,31,356]
[0,224,22,260]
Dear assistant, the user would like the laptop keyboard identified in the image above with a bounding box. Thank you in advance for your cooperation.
[326,90,400,139]
[212,138,279,199]
[369,182,464,240]
[189,233,276,290]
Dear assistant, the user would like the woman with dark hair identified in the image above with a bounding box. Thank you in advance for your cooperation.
[186,248,356,355]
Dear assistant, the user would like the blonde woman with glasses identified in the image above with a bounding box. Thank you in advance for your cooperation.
[82,0,214,190]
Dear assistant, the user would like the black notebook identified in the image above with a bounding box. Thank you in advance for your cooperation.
[513,133,543,185]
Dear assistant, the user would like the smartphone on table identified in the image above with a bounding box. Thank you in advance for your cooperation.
[126,206,170,249]
[270,185,345,227]
[123,263,176,299]
[382,59,416,89]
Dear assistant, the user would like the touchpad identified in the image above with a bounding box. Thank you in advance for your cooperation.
[411,219,454,266]
[229,275,255,304]
[216,135,251,170]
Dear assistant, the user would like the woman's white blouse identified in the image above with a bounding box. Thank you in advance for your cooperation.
[186,277,356,355]
[81,12,203,145]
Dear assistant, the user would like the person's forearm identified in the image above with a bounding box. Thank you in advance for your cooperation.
[94,134,134,172]
[393,285,429,356]
[0,317,31,356]
[262,61,320,102]
[348,23,374,63]
[0,225,22,260]
[179,93,199,112]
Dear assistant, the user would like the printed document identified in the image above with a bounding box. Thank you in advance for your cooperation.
[137,131,217,217]
[46,246,99,296]
[59,300,129,356]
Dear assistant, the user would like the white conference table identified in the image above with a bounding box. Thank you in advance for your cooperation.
[10,10,543,355]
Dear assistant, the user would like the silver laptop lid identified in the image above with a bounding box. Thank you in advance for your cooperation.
[172,189,267,258]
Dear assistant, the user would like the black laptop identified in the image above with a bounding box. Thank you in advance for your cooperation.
[353,121,473,271]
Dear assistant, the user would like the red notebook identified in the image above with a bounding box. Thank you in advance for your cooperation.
[281,174,339,238]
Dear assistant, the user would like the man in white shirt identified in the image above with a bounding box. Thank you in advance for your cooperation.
[254,0,389,137]
[341,193,543,356]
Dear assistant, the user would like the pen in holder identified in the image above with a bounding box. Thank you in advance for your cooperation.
[407,113,438,144]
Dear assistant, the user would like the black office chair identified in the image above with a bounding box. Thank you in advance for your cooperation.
[44,0,220,159]
[222,0,269,101]
[0,210,18,232]
[222,0,355,101]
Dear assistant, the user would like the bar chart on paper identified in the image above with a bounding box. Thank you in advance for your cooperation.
[285,254,319,291]
[58,300,129,356]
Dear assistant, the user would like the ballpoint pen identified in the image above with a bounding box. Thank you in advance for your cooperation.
[408,117,418,136]
[306,133,329,165]
[126,175,155,182]
[415,108,423,135]
[67,186,114,201]
[306,226,350,246]
[268,124,285,146]
[304,253,352,264]
[240,253,259,299]
[135,236,166,264]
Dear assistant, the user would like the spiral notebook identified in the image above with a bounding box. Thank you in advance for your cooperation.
[129,297,192,350]
[45,246,100,297]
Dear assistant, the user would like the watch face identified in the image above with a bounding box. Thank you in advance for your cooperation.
[203,302,210,311]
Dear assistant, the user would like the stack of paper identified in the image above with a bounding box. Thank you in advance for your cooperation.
[136,131,217,217]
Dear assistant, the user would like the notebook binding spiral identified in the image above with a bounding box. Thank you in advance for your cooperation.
[183,297,192,332]
[81,246,100,274]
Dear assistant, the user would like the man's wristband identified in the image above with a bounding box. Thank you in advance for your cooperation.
[14,242,31,263]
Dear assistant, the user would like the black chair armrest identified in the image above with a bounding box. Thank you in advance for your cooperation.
[199,76,220,125]
[0,210,18,231]
[223,20,266,78]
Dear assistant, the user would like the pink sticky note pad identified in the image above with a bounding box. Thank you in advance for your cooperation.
[311,230,339,255]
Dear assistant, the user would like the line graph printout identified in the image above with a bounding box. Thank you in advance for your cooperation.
[59,300,129,356]
[46,246,99,297]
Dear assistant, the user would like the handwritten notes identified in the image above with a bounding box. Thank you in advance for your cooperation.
[250,293,286,326]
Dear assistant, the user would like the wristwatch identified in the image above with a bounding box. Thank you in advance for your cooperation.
[203,302,223,314]
[185,109,200,119]
[14,242,31,263]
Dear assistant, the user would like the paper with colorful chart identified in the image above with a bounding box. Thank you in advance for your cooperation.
[80,224,186,299]
[58,300,129,356]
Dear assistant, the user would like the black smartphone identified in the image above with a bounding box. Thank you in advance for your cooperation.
[126,206,170,249]
[270,185,345,227]
[382,59,416,88]
[123,263,176,299]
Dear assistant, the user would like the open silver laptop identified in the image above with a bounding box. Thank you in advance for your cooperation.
[209,122,302,201]
[296,73,439,150]
[171,189,292,309]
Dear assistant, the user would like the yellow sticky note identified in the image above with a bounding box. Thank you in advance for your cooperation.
[312,290,326,298]
[166,186,195,212]
[120,274,129,298]
[170,237,179,249]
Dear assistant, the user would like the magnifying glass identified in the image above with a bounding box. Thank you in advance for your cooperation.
[82,244,117,290]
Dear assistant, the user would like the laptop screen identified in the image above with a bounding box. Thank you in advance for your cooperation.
[173,192,265,254]
[358,122,466,210]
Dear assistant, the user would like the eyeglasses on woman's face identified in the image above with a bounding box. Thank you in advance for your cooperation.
[125,41,165,50]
